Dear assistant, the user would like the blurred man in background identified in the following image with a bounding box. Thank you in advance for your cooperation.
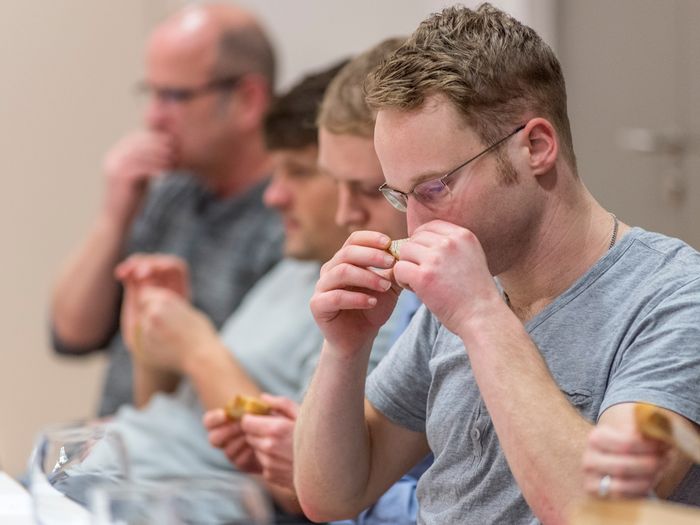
[206,38,430,525]
[50,3,282,416]
[52,60,390,523]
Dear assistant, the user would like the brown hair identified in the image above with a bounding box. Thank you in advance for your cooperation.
[264,59,348,150]
[365,3,577,171]
[317,37,405,138]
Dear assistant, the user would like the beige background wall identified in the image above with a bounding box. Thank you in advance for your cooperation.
[1,0,695,478]
[0,3,146,475]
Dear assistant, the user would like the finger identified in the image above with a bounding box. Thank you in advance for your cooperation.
[394,240,437,265]
[115,254,149,280]
[138,286,177,308]
[589,425,667,455]
[229,446,261,474]
[318,263,393,294]
[260,394,299,420]
[311,289,380,316]
[582,448,666,478]
[202,408,228,429]
[224,434,252,461]
[583,474,655,499]
[325,245,397,274]
[240,414,292,440]
[207,422,244,448]
[239,414,276,437]
[244,434,272,454]
[342,230,391,250]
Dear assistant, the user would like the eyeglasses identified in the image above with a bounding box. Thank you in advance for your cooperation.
[378,124,526,212]
[136,76,242,105]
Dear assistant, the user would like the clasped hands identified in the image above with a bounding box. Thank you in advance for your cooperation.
[117,253,218,373]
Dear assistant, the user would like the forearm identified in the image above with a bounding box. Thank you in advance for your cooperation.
[462,312,591,524]
[265,483,304,516]
[294,341,375,522]
[184,340,261,411]
[52,212,130,349]
[133,362,181,407]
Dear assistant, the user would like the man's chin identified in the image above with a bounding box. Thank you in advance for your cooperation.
[285,241,319,262]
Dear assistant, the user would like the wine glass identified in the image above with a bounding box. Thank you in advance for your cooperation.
[88,472,273,525]
[88,482,176,524]
[28,420,130,525]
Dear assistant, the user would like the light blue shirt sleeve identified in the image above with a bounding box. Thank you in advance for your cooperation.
[330,455,431,525]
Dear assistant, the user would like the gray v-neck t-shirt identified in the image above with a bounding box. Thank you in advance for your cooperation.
[366,228,700,524]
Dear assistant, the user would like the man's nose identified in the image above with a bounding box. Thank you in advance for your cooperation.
[144,97,171,131]
[335,183,366,228]
[263,175,293,210]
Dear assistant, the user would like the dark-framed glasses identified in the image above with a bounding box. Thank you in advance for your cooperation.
[379,124,526,212]
[136,75,242,105]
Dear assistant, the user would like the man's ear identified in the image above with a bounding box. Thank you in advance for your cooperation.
[522,118,558,176]
[226,73,270,131]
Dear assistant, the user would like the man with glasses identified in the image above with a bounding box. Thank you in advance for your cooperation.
[50,4,282,416]
[204,38,430,525]
[295,4,700,524]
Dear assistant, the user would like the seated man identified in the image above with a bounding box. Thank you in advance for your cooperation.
[48,60,406,520]
[204,38,431,525]
[50,3,282,416]
[294,4,700,524]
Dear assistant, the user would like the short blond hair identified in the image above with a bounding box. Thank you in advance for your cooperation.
[317,37,405,138]
[365,3,577,171]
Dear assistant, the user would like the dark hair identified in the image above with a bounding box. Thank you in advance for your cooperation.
[264,59,349,150]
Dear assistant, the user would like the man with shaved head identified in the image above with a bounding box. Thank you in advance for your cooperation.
[51,3,283,416]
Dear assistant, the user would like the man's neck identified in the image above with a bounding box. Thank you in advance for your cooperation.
[498,190,624,323]
[199,133,271,200]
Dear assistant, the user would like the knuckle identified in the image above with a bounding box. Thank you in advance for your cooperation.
[335,263,350,280]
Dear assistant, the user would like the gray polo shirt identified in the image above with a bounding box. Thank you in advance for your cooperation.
[366,228,700,524]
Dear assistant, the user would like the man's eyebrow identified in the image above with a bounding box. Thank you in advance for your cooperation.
[387,169,445,192]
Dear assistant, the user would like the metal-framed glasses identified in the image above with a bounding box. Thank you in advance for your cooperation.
[136,75,242,104]
[378,124,526,212]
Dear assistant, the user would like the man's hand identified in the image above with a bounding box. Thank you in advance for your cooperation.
[117,254,191,359]
[204,408,262,474]
[129,286,218,372]
[310,230,401,356]
[102,130,176,225]
[239,395,298,490]
[115,253,190,300]
[582,422,671,499]
[393,220,503,336]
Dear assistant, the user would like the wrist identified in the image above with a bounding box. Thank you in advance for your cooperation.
[455,295,514,348]
[182,335,228,379]
[95,206,133,238]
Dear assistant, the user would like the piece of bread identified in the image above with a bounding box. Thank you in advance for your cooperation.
[224,395,272,421]
[635,403,673,443]
[387,238,408,260]
[635,402,700,463]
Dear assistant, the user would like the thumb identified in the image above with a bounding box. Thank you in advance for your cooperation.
[203,408,228,430]
[260,394,298,420]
